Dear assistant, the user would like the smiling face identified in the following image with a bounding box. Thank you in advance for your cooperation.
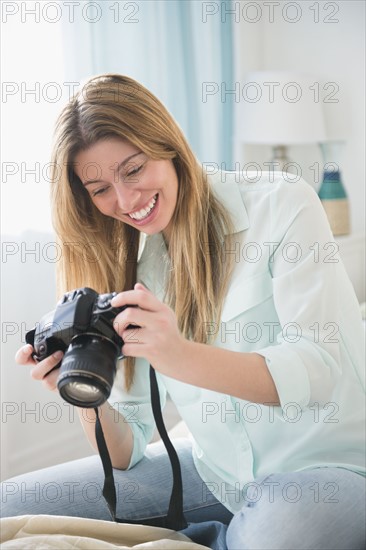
[73,139,179,238]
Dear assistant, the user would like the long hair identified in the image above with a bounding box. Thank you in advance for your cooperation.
[50,74,234,390]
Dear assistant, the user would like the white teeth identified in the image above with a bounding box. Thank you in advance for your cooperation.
[129,195,157,220]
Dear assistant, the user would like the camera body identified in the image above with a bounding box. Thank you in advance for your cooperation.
[26,287,132,408]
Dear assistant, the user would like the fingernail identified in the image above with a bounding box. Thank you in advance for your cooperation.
[53,351,63,360]
[23,344,32,353]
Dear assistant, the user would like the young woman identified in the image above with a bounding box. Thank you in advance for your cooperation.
[2,74,365,549]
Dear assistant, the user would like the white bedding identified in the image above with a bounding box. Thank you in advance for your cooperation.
[0,515,210,549]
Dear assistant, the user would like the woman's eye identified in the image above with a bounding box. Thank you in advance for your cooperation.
[126,164,143,178]
[92,187,107,197]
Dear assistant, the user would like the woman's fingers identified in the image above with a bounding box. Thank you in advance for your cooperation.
[134,282,148,292]
[15,344,35,365]
[30,351,64,381]
[111,286,160,312]
[113,306,154,334]
[41,367,61,392]
[111,284,183,369]
[15,344,63,393]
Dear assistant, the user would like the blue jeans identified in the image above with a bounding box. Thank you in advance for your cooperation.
[1,438,365,549]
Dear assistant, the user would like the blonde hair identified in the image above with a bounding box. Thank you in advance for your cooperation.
[50,74,234,390]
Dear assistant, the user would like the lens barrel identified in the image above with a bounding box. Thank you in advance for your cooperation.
[57,334,119,408]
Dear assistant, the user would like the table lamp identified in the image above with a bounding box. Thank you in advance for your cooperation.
[237,71,327,171]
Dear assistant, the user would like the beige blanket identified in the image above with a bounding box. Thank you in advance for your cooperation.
[0,515,211,549]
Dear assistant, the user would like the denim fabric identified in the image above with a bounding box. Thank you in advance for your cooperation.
[1,439,365,549]
[0,439,232,525]
[225,467,366,550]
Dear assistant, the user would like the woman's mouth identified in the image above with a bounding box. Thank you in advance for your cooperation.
[127,194,159,225]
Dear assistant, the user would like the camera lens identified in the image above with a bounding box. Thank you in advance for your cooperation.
[63,381,102,402]
[57,334,120,408]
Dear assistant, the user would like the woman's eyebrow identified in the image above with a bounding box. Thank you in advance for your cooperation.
[82,151,143,186]
[116,151,144,171]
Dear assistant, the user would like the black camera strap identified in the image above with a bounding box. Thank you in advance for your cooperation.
[94,365,188,531]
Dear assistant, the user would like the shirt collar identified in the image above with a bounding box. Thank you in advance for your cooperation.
[207,170,249,235]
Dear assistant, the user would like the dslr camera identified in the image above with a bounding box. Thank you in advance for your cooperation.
[26,287,133,408]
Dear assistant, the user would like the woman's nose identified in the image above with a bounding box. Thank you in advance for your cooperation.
[114,185,141,214]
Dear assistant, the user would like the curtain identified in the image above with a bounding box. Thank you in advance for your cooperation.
[61,0,234,167]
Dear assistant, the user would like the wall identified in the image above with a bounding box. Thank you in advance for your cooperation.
[1,232,95,482]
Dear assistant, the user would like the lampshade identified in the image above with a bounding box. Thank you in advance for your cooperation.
[237,71,326,145]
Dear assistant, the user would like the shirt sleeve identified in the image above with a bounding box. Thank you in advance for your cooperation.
[107,357,167,468]
[255,177,353,410]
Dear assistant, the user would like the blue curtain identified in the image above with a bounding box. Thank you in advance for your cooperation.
[61,0,234,167]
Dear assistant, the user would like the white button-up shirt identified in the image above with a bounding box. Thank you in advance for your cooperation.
[108,170,365,513]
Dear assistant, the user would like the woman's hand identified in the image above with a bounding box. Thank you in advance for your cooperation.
[15,344,64,393]
[111,283,187,375]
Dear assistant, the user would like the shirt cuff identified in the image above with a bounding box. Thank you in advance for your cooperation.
[255,344,312,410]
